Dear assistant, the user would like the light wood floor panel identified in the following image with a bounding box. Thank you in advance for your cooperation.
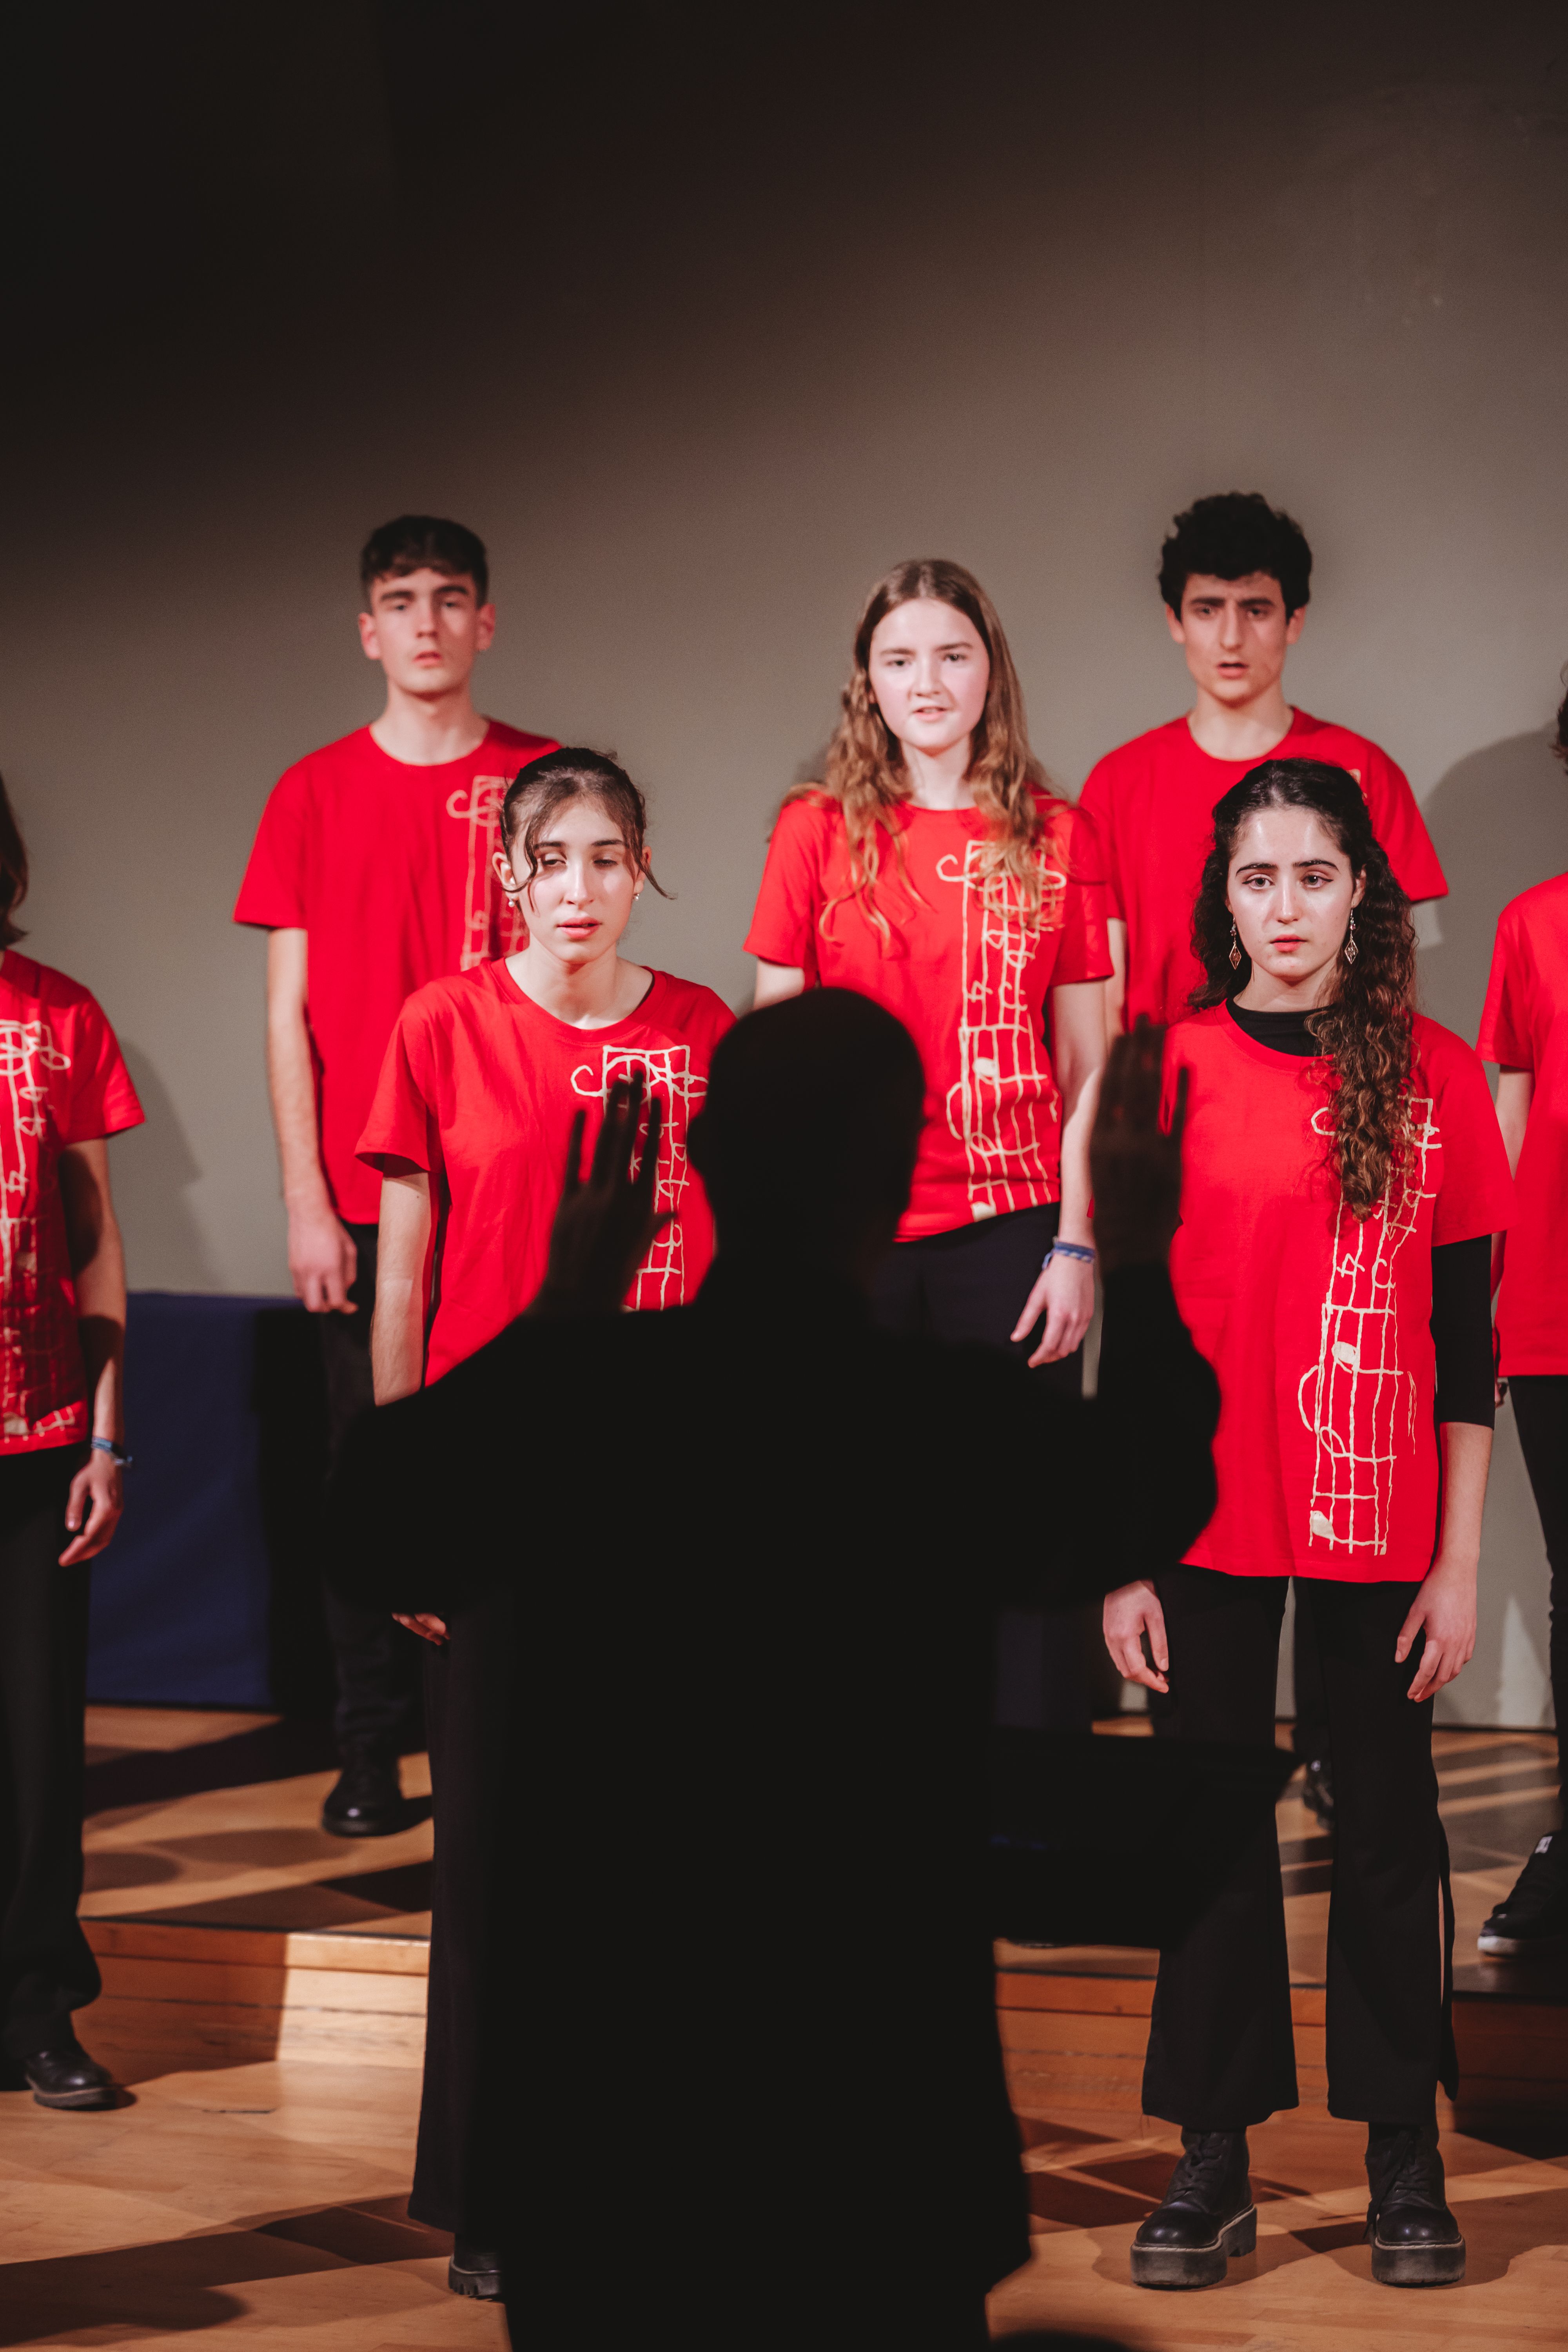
[0,2059,506,2350]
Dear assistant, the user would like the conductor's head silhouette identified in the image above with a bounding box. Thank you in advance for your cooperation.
[689,988,926,1282]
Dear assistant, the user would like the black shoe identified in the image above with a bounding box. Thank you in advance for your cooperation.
[22,2037,117,2109]
[321,1753,408,1838]
[1131,2130,1256,2288]
[1365,2122,1464,2285]
[1299,1755,1334,1827]
[1478,1832,1568,1955]
[448,2239,502,2299]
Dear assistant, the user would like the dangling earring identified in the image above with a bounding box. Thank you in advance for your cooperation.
[1343,911,1359,965]
[1228,918,1242,971]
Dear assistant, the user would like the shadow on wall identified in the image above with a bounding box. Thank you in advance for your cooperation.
[1417,728,1564,1732]
[109,1041,219,1291]
[1417,730,1568,1042]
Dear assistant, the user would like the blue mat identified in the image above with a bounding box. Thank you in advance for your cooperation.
[86,1292,332,1710]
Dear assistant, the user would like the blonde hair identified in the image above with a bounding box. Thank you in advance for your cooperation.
[792,558,1061,941]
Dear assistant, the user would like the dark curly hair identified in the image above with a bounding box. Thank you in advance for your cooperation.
[1190,758,1415,1218]
[1159,492,1312,618]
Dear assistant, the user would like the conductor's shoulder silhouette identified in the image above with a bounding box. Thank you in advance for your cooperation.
[333,989,1218,2346]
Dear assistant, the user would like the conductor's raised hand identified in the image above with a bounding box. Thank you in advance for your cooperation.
[528,1073,671,1318]
[1089,1019,1186,1273]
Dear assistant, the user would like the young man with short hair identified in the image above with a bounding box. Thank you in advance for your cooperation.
[1080,491,1448,1037]
[234,516,555,1837]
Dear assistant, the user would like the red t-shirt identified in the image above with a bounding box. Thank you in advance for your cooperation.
[1079,710,1449,1030]
[233,720,557,1223]
[0,953,143,1454]
[1164,1006,1512,1582]
[743,792,1111,1239]
[1478,872,1568,1376]
[358,962,735,1385]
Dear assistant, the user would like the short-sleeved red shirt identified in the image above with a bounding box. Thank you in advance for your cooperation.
[1164,1006,1512,1582]
[743,792,1111,1239]
[358,962,735,1385]
[0,953,143,1453]
[1078,710,1449,1030]
[233,720,557,1223]
[1479,872,1568,1375]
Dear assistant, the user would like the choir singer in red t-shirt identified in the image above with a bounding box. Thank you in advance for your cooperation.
[232,515,556,1847]
[1103,760,1511,2295]
[1081,491,1451,1821]
[746,557,1110,1729]
[1473,673,1568,1960]
[0,776,143,2113]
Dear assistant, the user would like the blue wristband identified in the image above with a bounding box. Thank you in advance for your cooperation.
[91,1436,132,1467]
[1044,1240,1096,1270]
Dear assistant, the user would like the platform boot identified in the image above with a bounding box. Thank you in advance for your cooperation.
[1130,2129,1256,2287]
[1364,2121,1465,2285]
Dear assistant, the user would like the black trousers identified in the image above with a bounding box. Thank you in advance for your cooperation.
[319,1221,422,1762]
[410,1575,515,2241]
[1292,1588,1330,1764]
[1510,1375,1568,1793]
[1142,1567,1455,2130]
[872,1205,1096,1732]
[0,1443,100,2061]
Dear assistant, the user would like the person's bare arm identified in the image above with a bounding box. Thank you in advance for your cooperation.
[56,1138,127,1564]
[369,1169,446,1643]
[1491,1068,1532,1296]
[1397,1419,1493,1703]
[752,960,806,1010]
[371,1171,431,1405]
[1105,917,1128,1042]
[267,927,356,1312]
[1011,981,1105,1365]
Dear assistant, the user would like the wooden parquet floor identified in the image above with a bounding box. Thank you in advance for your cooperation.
[0,2056,504,2351]
[0,1706,1559,2347]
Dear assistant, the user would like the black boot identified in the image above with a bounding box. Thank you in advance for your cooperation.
[448,2239,502,2299]
[1478,1832,1568,1955]
[321,1748,408,1838]
[1365,2122,1465,2286]
[22,2036,117,2109]
[1131,2129,1255,2288]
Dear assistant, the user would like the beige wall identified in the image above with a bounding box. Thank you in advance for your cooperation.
[1,3,1564,1722]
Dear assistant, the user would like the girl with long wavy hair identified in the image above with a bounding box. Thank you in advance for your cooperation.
[1103,758,1511,2297]
[746,559,1109,1390]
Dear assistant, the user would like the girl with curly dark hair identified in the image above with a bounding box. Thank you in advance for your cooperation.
[1102,758,1513,2296]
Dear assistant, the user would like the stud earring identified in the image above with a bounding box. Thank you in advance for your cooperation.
[1228,918,1242,971]
[1343,911,1359,965]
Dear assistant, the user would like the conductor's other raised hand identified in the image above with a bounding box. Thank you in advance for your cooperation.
[1089,1020,1185,1274]
[528,1073,671,1318]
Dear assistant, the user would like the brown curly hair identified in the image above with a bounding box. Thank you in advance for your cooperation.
[1189,758,1416,1218]
[790,558,1062,942]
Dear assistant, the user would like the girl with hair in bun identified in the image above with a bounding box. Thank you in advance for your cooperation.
[357,747,732,2295]
[746,561,1111,1719]
[1104,758,1511,2296]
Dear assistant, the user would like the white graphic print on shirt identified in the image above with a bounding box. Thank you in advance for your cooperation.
[573,1044,707,1307]
[0,1018,78,1439]
[1296,1097,1438,1553]
[936,841,1067,1222]
[446,777,528,970]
